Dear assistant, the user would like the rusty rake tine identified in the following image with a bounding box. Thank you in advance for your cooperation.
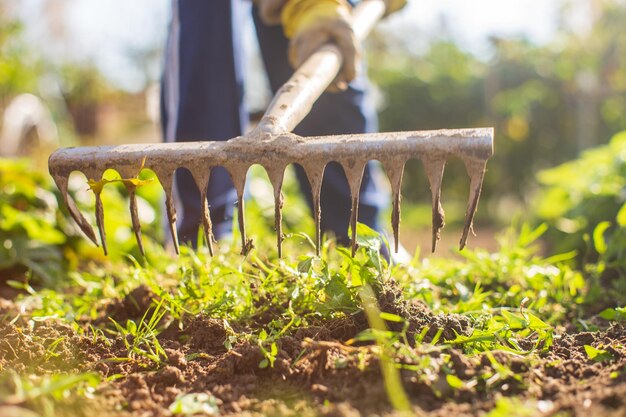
[190,169,215,255]
[157,171,179,255]
[310,174,323,256]
[460,158,488,250]
[383,159,405,254]
[344,163,365,257]
[267,166,286,258]
[236,191,248,255]
[423,158,446,253]
[51,173,99,246]
[302,163,325,256]
[94,192,107,256]
[312,193,322,256]
[200,189,215,257]
[220,165,248,255]
[126,185,145,257]
[165,192,179,255]
[165,195,179,255]
[350,196,359,256]
[225,165,252,255]
[392,192,401,253]
[275,190,284,258]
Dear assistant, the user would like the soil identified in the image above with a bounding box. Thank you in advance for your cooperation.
[1,286,625,417]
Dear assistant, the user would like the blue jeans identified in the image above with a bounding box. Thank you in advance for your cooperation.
[161,0,387,247]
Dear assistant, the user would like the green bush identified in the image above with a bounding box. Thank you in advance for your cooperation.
[534,130,626,306]
[0,160,71,284]
[0,159,162,285]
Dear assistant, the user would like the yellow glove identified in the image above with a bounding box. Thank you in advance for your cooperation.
[281,0,358,91]
[256,0,408,25]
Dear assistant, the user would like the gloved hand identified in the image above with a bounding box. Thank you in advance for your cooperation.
[255,0,408,22]
[281,0,358,91]
[256,0,408,91]
[256,0,408,22]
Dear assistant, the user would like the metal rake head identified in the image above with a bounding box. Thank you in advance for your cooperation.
[48,127,493,258]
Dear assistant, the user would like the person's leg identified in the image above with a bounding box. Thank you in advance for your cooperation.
[252,5,388,246]
[161,0,248,246]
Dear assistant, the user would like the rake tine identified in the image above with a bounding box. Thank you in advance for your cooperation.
[227,164,252,255]
[165,196,179,255]
[301,162,326,256]
[382,158,406,254]
[350,192,359,256]
[190,168,214,256]
[126,185,145,257]
[350,194,359,256]
[266,165,286,258]
[155,170,180,255]
[50,173,99,246]
[200,189,215,256]
[312,192,322,256]
[274,188,284,258]
[236,192,248,254]
[460,158,488,250]
[343,161,366,257]
[391,192,401,253]
[423,158,446,253]
[274,190,284,258]
[94,192,107,256]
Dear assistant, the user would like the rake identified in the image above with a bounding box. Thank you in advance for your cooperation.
[48,0,493,259]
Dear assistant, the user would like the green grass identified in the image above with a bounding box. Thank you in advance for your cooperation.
[3,218,590,412]
[0,371,101,417]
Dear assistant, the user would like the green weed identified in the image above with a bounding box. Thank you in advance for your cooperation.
[396,224,586,323]
[584,345,615,362]
[534,130,626,305]
[108,298,168,365]
[599,306,626,322]
[0,370,101,417]
[445,308,553,354]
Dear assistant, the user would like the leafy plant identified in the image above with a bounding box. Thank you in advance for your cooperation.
[534,130,626,306]
[108,298,168,365]
[0,160,68,284]
[396,223,586,323]
[0,370,101,417]
[599,306,626,322]
[447,309,553,355]
[584,345,614,362]
[256,329,279,369]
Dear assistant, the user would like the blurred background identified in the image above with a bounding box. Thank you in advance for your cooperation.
[1,0,626,259]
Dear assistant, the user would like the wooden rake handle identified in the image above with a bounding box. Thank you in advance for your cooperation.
[255,0,387,136]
